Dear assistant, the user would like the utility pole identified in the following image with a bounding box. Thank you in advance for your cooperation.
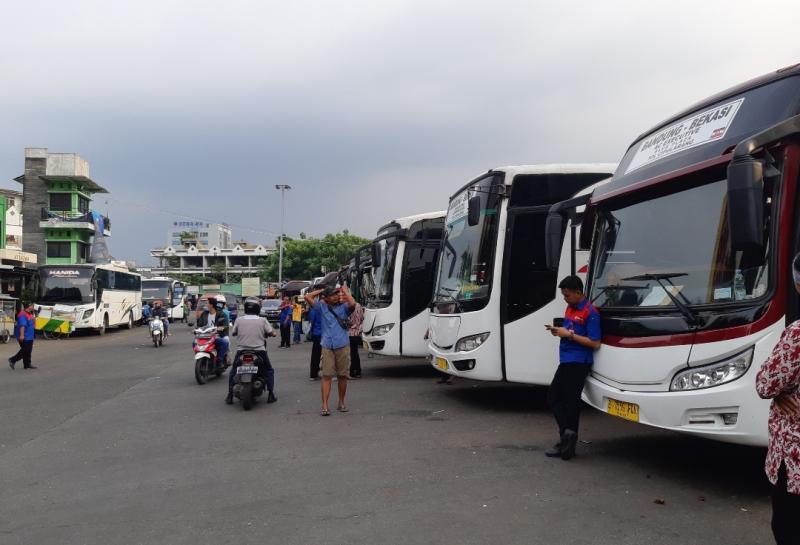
[275,184,292,284]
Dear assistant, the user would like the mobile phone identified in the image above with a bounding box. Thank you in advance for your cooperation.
[552,317,564,328]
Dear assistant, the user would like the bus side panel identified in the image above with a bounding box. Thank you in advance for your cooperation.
[399,309,431,357]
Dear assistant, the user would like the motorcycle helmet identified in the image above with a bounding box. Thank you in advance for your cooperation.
[244,297,261,315]
[214,299,226,311]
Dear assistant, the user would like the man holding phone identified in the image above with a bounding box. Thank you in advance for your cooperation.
[544,275,601,460]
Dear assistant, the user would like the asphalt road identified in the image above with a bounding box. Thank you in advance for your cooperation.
[0,326,774,545]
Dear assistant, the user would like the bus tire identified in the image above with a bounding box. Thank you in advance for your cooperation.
[0,330,9,343]
[124,313,133,330]
[98,315,108,336]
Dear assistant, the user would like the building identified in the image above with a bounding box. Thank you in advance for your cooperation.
[0,188,23,250]
[15,148,111,265]
[150,240,273,279]
[168,221,231,249]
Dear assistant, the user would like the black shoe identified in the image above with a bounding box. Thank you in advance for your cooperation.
[24,365,37,370]
[267,392,277,403]
[8,358,15,370]
[544,443,562,458]
[225,393,233,405]
[561,430,578,460]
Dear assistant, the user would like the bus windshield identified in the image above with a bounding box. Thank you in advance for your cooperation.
[39,268,95,304]
[589,178,771,308]
[433,175,501,310]
[370,229,399,306]
[142,280,171,301]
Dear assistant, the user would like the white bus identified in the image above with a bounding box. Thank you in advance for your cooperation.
[548,64,800,446]
[427,164,615,383]
[37,263,142,334]
[362,211,446,357]
[142,277,187,321]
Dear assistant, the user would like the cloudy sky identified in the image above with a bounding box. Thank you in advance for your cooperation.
[1,0,798,265]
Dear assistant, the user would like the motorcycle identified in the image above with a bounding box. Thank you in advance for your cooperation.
[231,350,267,410]
[150,317,165,347]
[193,325,228,384]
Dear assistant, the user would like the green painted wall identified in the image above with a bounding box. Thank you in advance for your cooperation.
[0,196,6,250]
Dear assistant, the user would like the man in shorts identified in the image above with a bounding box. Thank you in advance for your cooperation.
[305,285,355,415]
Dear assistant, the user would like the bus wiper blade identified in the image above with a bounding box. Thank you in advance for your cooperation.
[622,273,701,326]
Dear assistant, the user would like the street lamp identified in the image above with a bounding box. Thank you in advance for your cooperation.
[275,184,292,284]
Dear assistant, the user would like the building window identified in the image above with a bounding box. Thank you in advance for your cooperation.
[47,242,72,258]
[50,193,72,211]
[78,196,90,214]
[77,242,89,262]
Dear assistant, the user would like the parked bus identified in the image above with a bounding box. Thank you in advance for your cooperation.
[142,277,187,321]
[427,164,615,383]
[547,64,800,446]
[362,211,446,357]
[37,263,142,334]
[342,244,374,305]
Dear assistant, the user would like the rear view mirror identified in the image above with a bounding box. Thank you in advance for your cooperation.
[727,156,764,252]
[371,242,381,268]
[545,212,565,272]
[467,195,481,226]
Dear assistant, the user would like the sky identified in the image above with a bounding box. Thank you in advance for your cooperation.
[1,0,798,265]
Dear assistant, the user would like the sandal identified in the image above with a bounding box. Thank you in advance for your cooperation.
[320,409,330,416]
[337,405,349,412]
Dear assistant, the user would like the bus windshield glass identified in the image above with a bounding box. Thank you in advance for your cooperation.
[142,280,171,301]
[433,175,501,310]
[589,179,771,308]
[39,268,95,304]
[370,230,399,306]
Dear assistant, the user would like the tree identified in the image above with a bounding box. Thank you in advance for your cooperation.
[210,262,227,282]
[258,231,371,282]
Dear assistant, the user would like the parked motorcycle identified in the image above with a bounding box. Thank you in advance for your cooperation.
[150,317,165,347]
[193,325,227,384]
[231,350,267,410]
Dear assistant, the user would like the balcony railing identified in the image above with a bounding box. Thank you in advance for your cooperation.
[41,208,111,232]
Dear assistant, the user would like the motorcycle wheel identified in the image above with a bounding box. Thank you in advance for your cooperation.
[194,359,209,385]
[241,383,254,410]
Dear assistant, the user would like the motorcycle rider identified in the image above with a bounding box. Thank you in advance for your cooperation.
[226,297,277,405]
[151,300,169,336]
[199,297,230,366]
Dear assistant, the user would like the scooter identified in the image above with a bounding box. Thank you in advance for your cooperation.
[150,317,165,347]
[193,325,228,384]
[231,350,267,410]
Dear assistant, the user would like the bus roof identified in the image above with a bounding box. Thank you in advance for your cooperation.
[494,163,617,177]
[593,64,800,203]
[377,210,446,233]
[39,263,138,275]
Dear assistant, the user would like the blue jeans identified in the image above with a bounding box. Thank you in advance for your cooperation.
[293,321,302,343]
[229,350,274,393]
[216,336,229,364]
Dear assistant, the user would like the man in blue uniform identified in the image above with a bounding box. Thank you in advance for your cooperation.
[545,275,601,460]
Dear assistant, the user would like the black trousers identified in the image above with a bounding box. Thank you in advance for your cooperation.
[10,340,33,368]
[310,334,322,378]
[547,363,591,437]
[349,335,362,376]
[229,350,274,394]
[280,323,291,347]
[772,464,800,545]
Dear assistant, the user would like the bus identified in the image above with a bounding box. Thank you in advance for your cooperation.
[37,263,142,334]
[548,63,800,446]
[342,244,374,305]
[427,164,615,383]
[142,277,187,321]
[362,211,446,357]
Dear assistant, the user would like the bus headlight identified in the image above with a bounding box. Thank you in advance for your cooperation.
[82,309,94,320]
[455,332,490,352]
[372,323,394,337]
[670,347,754,391]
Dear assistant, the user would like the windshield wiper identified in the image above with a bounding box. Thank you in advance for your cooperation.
[435,287,464,313]
[591,284,649,304]
[622,273,701,326]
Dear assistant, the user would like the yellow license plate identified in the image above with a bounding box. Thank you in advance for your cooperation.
[435,357,448,371]
[363,341,369,350]
[607,398,640,422]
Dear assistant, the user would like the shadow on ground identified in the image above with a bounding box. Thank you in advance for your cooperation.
[441,383,549,413]
[367,361,440,379]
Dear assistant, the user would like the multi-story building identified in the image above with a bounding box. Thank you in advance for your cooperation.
[150,240,273,279]
[0,187,37,297]
[0,188,23,250]
[167,221,231,249]
[15,148,111,265]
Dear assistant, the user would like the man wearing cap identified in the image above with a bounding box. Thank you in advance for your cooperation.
[305,285,356,415]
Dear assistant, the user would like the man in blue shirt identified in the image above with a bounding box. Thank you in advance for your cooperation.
[308,304,323,380]
[305,285,356,415]
[544,275,601,460]
[9,301,37,370]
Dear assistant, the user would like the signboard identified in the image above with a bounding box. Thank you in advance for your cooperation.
[0,248,37,264]
[446,191,469,225]
[625,98,745,174]
[186,285,200,295]
[241,277,260,297]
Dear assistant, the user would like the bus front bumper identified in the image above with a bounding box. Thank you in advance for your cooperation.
[427,340,503,381]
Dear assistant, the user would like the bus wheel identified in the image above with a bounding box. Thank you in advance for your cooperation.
[0,330,9,343]
[123,313,133,330]
[98,315,108,336]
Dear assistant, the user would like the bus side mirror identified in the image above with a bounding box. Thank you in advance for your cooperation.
[727,156,764,252]
[545,212,565,272]
[467,195,481,226]
[371,243,381,268]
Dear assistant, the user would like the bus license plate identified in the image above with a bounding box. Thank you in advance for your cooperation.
[435,358,448,371]
[607,398,639,422]
[237,365,259,374]
[363,341,369,350]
